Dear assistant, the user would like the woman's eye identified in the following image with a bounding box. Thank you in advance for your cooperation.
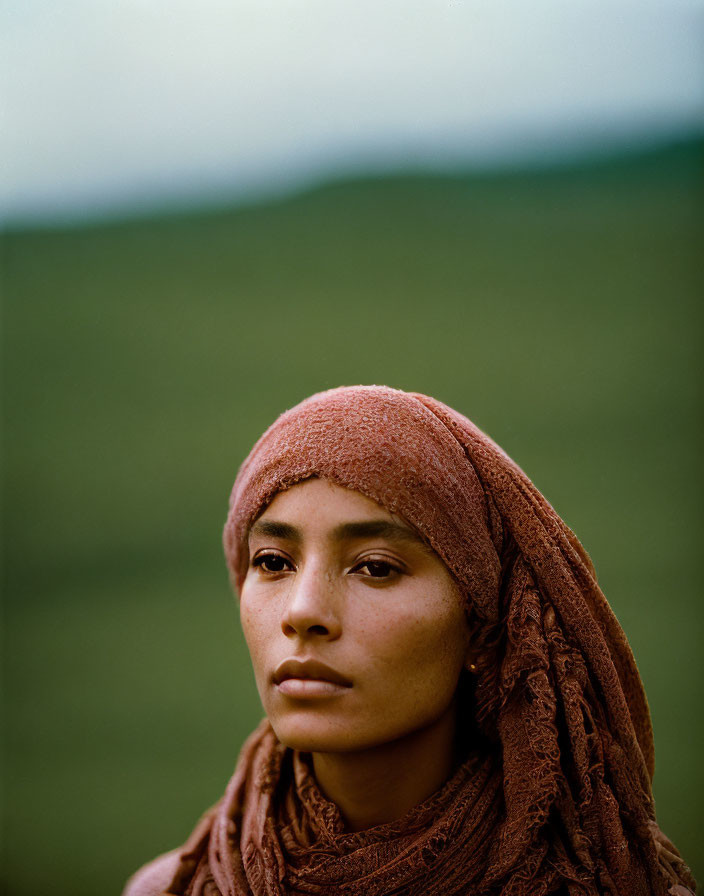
[353,560,398,578]
[253,554,291,573]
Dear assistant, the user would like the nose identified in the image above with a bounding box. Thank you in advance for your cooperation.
[280,562,342,641]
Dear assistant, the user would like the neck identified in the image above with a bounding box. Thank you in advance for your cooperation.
[311,701,461,832]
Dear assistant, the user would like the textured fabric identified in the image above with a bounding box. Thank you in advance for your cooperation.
[137,385,694,896]
[123,851,181,896]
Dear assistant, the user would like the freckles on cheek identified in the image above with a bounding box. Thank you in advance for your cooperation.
[240,605,271,695]
[371,610,435,668]
[240,601,267,658]
[239,600,253,638]
[390,608,465,673]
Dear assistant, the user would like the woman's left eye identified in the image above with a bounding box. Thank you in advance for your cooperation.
[352,560,399,578]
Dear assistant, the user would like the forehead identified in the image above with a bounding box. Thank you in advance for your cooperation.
[249,479,430,552]
[256,478,394,523]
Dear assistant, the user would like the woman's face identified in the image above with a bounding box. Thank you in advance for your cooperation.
[239,478,472,753]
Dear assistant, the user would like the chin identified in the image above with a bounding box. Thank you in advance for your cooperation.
[270,717,375,753]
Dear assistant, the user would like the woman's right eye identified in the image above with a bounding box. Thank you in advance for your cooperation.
[252,553,292,573]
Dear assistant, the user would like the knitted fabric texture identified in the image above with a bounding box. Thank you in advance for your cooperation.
[159,385,694,896]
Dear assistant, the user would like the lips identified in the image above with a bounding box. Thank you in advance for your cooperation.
[273,658,352,688]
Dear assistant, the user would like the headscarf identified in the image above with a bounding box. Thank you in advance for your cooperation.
[160,385,695,896]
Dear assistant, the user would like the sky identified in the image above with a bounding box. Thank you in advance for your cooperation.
[2,0,703,223]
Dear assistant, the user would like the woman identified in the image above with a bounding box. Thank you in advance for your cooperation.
[124,385,695,896]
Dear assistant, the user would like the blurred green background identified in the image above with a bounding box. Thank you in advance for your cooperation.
[3,139,702,894]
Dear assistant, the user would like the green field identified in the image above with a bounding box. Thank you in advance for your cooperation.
[3,139,702,894]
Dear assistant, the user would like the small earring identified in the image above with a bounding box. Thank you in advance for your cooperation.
[467,661,478,674]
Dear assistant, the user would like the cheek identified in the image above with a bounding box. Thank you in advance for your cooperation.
[239,597,274,682]
[364,599,469,695]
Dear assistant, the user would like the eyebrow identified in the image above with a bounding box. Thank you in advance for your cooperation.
[248,518,430,550]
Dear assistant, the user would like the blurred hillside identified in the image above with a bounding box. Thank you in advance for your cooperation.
[3,138,703,894]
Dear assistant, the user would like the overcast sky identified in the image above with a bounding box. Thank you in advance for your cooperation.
[2,0,703,223]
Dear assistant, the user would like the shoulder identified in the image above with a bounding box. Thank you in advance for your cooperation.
[122,849,182,896]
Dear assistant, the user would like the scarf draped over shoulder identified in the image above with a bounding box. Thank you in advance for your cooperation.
[135,385,694,896]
